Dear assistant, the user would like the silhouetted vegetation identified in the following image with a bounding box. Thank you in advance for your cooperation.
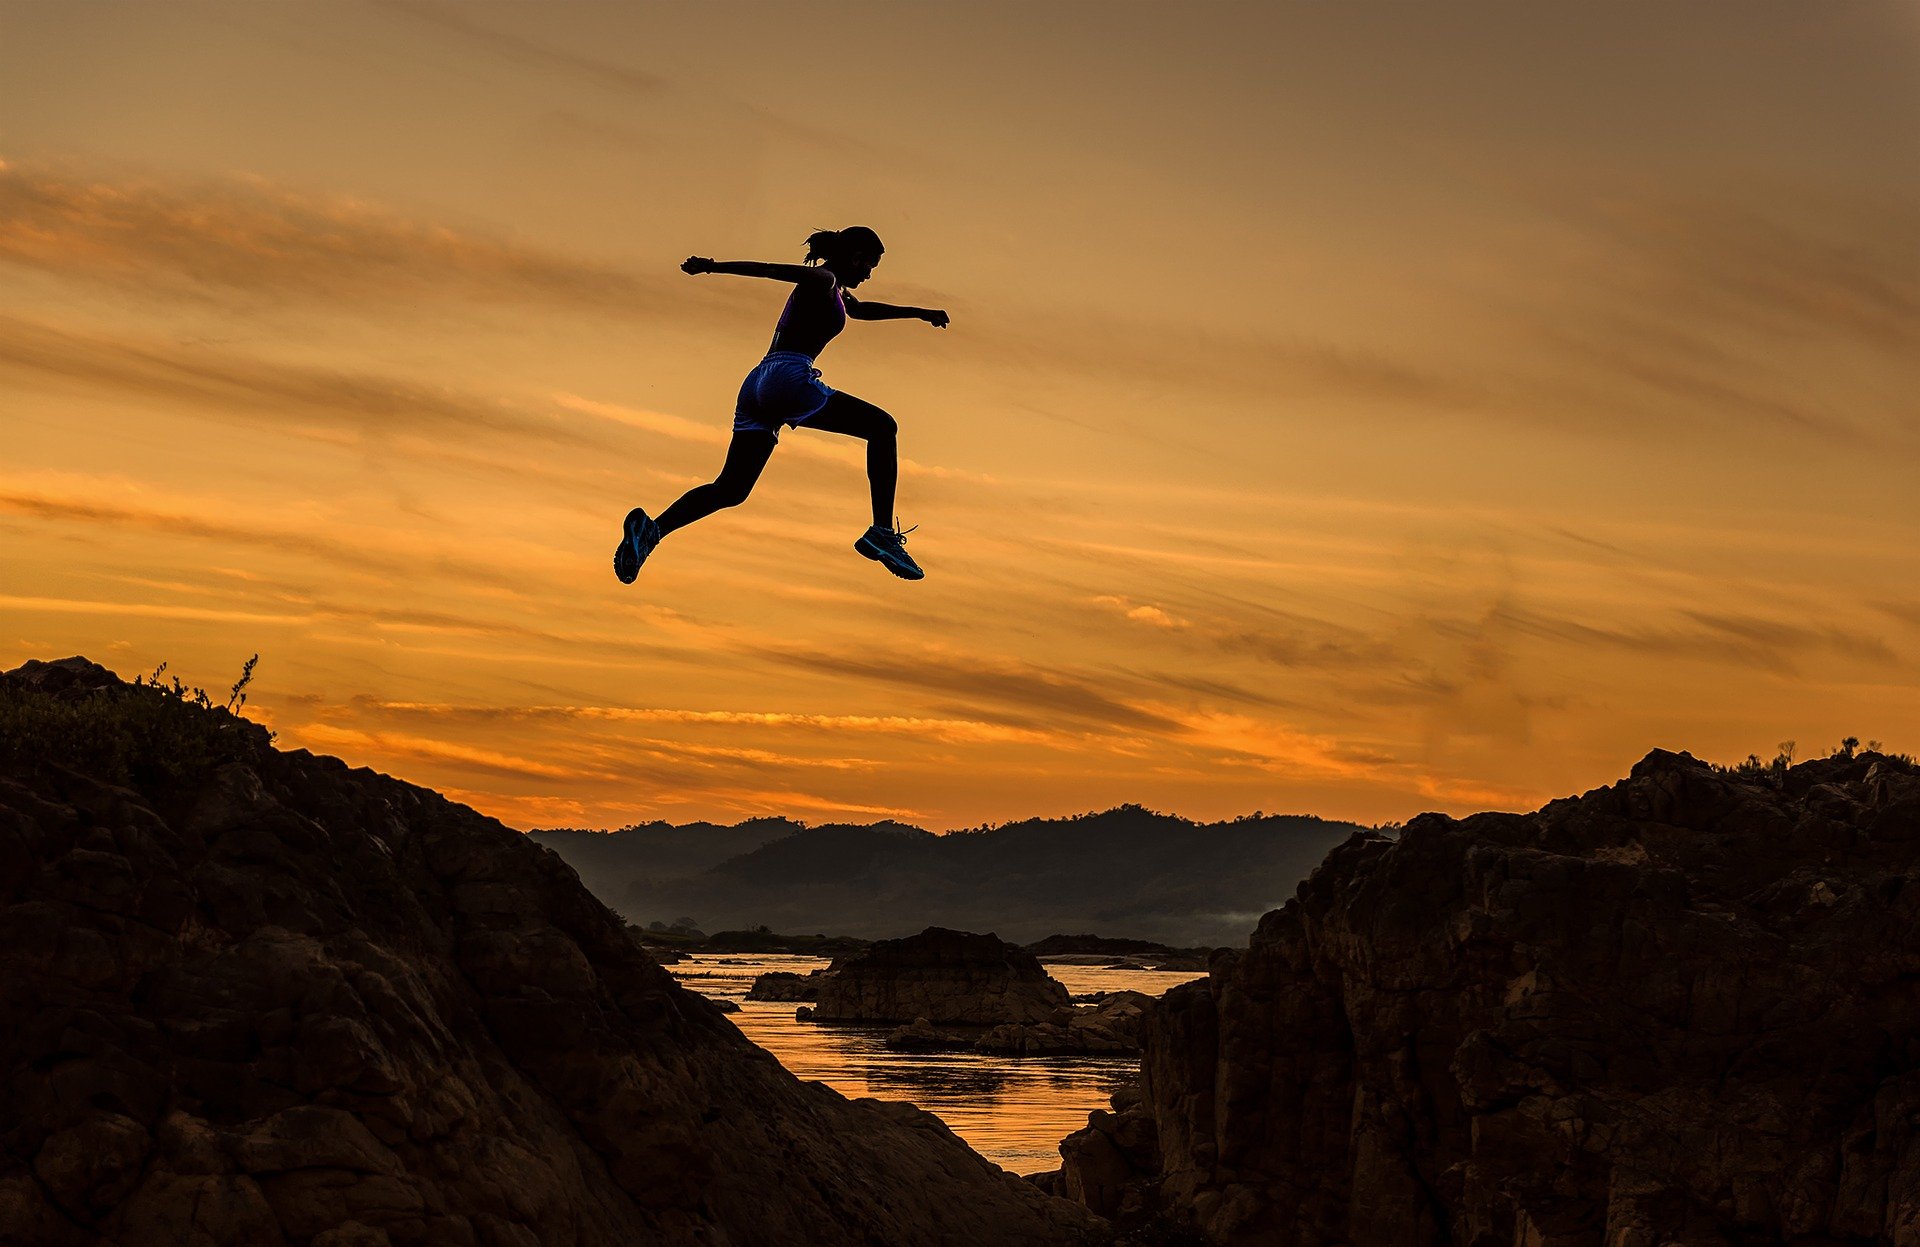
[1713,736,1916,783]
[0,656,271,790]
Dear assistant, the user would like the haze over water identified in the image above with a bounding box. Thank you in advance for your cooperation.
[670,953,1202,1172]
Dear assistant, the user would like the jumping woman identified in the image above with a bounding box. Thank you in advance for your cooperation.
[613,226,948,584]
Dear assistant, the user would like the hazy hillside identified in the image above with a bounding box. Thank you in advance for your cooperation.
[531,817,799,903]
[535,805,1367,946]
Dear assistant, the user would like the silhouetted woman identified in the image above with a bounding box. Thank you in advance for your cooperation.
[614,226,947,584]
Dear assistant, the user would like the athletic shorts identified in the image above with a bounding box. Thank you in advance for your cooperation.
[733,351,834,435]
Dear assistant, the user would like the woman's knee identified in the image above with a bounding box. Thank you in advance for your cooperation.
[710,478,755,508]
[870,408,898,440]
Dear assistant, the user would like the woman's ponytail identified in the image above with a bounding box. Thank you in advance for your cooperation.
[803,228,840,265]
[802,225,884,266]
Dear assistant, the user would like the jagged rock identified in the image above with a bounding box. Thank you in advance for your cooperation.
[1057,1094,1161,1223]
[977,992,1154,1056]
[884,1019,975,1052]
[746,970,826,1002]
[810,927,1072,1025]
[1057,746,1920,1245]
[0,658,1094,1247]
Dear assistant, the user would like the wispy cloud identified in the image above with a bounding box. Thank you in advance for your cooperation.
[0,315,612,454]
[0,163,676,314]
[349,697,1046,745]
[1516,189,1920,445]
[1474,601,1897,676]
[749,641,1185,733]
[377,1,665,97]
[0,478,526,591]
[1092,594,1190,629]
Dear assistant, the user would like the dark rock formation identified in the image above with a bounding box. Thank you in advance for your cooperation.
[811,928,1072,1025]
[0,657,1093,1246]
[745,970,826,1002]
[882,992,1155,1057]
[884,1019,975,1053]
[977,992,1155,1056]
[1026,935,1184,958]
[1040,1086,1161,1224]
[1056,747,1920,1244]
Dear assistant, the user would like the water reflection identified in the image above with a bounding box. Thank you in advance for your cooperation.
[860,1058,1014,1099]
[669,952,1203,1172]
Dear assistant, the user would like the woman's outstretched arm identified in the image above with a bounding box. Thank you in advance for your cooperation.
[844,292,949,328]
[682,256,828,283]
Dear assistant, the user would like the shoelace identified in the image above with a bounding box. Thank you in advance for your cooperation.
[882,517,917,548]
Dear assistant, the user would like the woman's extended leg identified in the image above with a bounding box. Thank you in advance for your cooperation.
[802,392,923,580]
[655,430,778,536]
[801,391,897,529]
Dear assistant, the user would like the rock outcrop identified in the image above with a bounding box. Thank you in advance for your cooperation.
[881,990,1153,1056]
[1036,1086,1161,1224]
[745,970,826,1002]
[976,992,1154,1056]
[811,927,1072,1025]
[1055,747,1920,1244]
[0,658,1093,1247]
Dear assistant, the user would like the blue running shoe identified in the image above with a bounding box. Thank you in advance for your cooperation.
[614,508,662,584]
[855,520,924,581]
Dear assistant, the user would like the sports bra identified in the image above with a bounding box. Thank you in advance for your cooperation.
[769,277,847,358]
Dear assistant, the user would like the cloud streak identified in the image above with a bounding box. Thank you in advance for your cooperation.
[749,641,1186,734]
[0,163,677,314]
[377,1,666,97]
[0,315,613,454]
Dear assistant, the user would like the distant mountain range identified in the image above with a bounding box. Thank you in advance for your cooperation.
[530,805,1368,946]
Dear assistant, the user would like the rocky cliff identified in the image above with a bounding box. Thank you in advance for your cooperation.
[1055,747,1920,1245]
[0,658,1093,1247]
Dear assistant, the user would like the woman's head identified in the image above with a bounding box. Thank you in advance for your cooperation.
[804,226,884,286]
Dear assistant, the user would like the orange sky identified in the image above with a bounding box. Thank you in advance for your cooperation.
[3,2,1917,830]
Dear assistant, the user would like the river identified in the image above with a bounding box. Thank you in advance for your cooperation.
[667,952,1204,1174]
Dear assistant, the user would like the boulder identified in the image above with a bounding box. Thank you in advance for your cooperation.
[810,927,1071,1025]
[976,992,1154,1056]
[883,1019,975,1052]
[745,969,825,1002]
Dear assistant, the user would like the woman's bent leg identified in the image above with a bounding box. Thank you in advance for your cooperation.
[802,392,897,529]
[655,430,777,537]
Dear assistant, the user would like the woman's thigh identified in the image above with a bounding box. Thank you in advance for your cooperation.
[801,390,896,440]
[715,429,778,488]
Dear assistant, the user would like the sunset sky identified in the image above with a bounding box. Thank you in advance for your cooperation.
[3,2,1916,831]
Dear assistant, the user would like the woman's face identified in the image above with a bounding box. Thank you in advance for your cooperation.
[836,249,882,287]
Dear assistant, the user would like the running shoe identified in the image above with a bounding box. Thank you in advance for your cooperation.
[855,521,924,581]
[614,508,662,584]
